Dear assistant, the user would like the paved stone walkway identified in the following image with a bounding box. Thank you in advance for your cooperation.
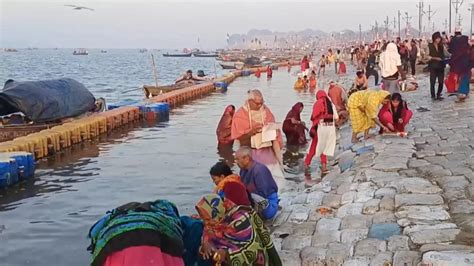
[271,77,474,265]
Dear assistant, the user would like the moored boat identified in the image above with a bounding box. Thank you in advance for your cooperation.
[143,80,198,98]
[218,61,244,70]
[193,52,218,57]
[162,52,192,57]
[4,48,18,52]
[0,78,105,142]
[73,49,88,55]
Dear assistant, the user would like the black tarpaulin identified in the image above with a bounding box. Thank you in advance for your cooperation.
[0,78,96,123]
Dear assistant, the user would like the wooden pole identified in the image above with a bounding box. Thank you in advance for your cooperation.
[150,53,159,88]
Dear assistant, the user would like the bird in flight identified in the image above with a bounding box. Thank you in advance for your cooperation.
[64,4,94,11]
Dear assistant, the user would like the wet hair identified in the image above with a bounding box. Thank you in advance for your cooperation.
[356,70,364,76]
[210,161,233,176]
[311,70,316,75]
[186,70,192,74]
[391,93,404,123]
[303,75,308,79]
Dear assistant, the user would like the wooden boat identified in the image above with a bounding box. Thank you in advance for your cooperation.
[4,48,18,52]
[0,123,59,142]
[139,49,148,53]
[218,61,244,70]
[193,52,218,57]
[162,52,192,57]
[143,81,196,98]
[100,50,107,53]
[73,49,88,55]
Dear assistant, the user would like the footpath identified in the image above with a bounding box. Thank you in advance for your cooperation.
[271,77,474,265]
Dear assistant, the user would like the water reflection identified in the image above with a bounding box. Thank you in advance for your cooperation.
[216,144,235,168]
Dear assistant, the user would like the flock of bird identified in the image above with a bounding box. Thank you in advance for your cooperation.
[64,4,94,11]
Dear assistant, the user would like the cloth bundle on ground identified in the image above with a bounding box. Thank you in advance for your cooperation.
[88,200,186,266]
[0,78,95,123]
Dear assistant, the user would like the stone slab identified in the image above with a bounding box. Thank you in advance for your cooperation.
[368,223,401,241]
[394,194,444,208]
[422,251,474,266]
[354,238,387,257]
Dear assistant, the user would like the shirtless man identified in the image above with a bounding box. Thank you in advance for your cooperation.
[175,70,207,84]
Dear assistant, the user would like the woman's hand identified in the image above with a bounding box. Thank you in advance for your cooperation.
[199,241,215,260]
[291,118,298,124]
[214,249,227,263]
[398,118,403,124]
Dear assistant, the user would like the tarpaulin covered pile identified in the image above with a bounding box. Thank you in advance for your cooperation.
[0,78,95,123]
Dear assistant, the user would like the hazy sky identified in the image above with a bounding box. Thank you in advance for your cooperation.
[1,0,472,48]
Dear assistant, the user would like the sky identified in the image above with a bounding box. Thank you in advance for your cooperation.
[1,0,472,49]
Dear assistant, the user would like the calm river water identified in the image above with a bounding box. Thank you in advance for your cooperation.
[0,49,352,265]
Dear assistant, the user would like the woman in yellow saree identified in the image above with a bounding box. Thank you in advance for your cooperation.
[347,90,391,143]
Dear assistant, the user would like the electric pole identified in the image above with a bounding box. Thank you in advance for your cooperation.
[359,24,362,43]
[470,4,474,38]
[417,1,425,37]
[375,20,379,40]
[385,16,390,39]
[443,19,449,32]
[449,0,452,34]
[452,0,464,28]
[424,4,437,35]
[403,12,413,38]
[398,10,402,37]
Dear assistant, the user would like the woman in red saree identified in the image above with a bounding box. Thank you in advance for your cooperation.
[216,105,235,146]
[282,102,307,146]
[304,91,336,173]
[378,93,413,133]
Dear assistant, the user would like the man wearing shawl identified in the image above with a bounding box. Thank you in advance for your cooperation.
[195,194,282,266]
[235,147,279,221]
[449,33,472,102]
[379,43,406,93]
[347,90,391,143]
[282,102,307,146]
[304,90,338,174]
[231,89,285,187]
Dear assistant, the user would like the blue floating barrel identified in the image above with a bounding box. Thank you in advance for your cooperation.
[5,152,35,180]
[242,70,252,76]
[214,82,228,93]
[144,103,170,122]
[0,157,19,188]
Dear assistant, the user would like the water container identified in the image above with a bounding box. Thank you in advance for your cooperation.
[158,103,170,122]
[144,103,170,122]
[214,82,228,93]
[5,152,35,180]
[0,157,19,188]
[0,158,12,188]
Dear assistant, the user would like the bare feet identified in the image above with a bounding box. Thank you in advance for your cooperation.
[364,133,375,140]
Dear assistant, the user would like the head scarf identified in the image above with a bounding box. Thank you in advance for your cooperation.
[285,102,303,121]
[216,105,235,145]
[380,43,402,77]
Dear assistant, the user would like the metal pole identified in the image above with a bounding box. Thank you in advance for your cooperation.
[471,4,473,37]
[449,0,452,34]
[359,24,362,43]
[398,10,401,37]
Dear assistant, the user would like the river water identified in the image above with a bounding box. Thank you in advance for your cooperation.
[0,49,353,265]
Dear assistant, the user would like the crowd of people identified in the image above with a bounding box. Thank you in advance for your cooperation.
[87,30,472,266]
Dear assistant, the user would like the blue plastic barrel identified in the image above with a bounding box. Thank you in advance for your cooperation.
[5,152,35,180]
[0,157,19,188]
[214,82,228,93]
[158,103,170,121]
[0,158,12,188]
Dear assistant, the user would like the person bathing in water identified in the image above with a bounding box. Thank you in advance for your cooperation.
[175,70,207,84]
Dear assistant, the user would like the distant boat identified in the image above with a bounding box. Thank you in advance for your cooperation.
[139,48,147,53]
[218,61,244,70]
[193,52,219,57]
[4,48,18,52]
[162,52,192,57]
[73,49,88,55]
[100,50,107,53]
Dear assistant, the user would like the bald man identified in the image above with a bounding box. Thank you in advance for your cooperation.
[235,146,279,220]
